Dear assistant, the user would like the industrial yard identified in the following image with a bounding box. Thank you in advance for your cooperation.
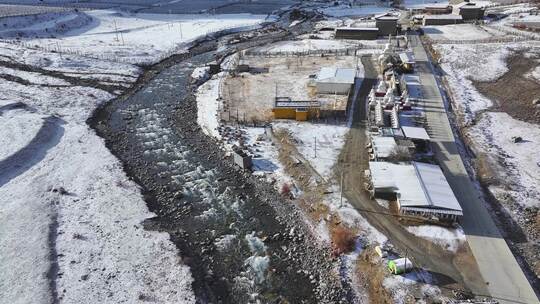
[1,0,539,303]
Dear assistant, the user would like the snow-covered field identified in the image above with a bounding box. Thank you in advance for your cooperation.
[317,5,392,18]
[0,10,271,64]
[469,112,540,208]
[250,39,361,53]
[424,24,495,41]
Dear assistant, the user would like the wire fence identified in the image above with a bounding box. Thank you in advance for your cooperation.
[243,45,381,58]
[429,35,530,44]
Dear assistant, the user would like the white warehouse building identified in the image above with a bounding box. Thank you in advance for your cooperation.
[315,67,357,95]
[368,161,463,222]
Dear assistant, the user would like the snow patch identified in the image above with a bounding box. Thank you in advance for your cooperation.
[406,225,466,252]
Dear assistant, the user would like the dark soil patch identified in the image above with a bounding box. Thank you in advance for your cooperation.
[473,53,540,125]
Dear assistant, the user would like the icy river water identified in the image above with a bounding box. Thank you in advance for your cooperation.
[90,26,346,302]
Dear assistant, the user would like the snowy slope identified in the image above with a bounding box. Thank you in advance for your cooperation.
[318,5,392,17]
[1,10,271,64]
[0,39,195,303]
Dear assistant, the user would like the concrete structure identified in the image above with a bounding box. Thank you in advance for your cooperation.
[458,3,485,20]
[272,98,319,121]
[232,147,252,170]
[422,14,462,25]
[315,67,356,95]
[375,15,399,36]
[368,161,463,221]
[335,27,378,40]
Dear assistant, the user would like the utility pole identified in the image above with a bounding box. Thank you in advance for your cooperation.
[314,137,317,158]
[340,171,344,208]
[113,19,119,42]
[405,248,409,272]
[179,22,183,39]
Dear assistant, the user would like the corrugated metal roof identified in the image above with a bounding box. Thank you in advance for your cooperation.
[316,67,356,84]
[369,161,463,213]
[413,162,462,212]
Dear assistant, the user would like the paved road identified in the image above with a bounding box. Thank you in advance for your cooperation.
[410,33,539,304]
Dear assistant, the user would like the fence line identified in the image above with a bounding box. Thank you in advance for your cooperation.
[244,45,381,58]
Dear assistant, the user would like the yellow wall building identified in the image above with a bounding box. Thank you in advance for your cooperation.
[272,98,320,121]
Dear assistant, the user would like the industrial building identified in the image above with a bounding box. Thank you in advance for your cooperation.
[458,3,485,20]
[335,27,379,40]
[375,15,399,36]
[272,98,319,121]
[315,67,356,95]
[367,161,463,222]
[423,14,463,25]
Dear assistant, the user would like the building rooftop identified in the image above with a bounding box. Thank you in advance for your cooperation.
[336,27,378,31]
[401,74,422,100]
[401,126,430,140]
[423,14,463,20]
[372,136,398,159]
[399,52,415,64]
[376,16,399,21]
[369,161,463,214]
[316,67,356,84]
[424,3,452,8]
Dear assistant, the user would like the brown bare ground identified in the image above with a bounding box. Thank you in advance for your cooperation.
[273,127,362,261]
[473,53,540,125]
[355,248,397,304]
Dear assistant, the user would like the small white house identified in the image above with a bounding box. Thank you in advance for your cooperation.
[315,67,356,95]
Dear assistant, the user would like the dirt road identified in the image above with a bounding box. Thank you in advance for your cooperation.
[336,55,487,295]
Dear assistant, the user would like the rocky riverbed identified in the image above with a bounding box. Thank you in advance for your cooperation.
[89,19,349,303]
